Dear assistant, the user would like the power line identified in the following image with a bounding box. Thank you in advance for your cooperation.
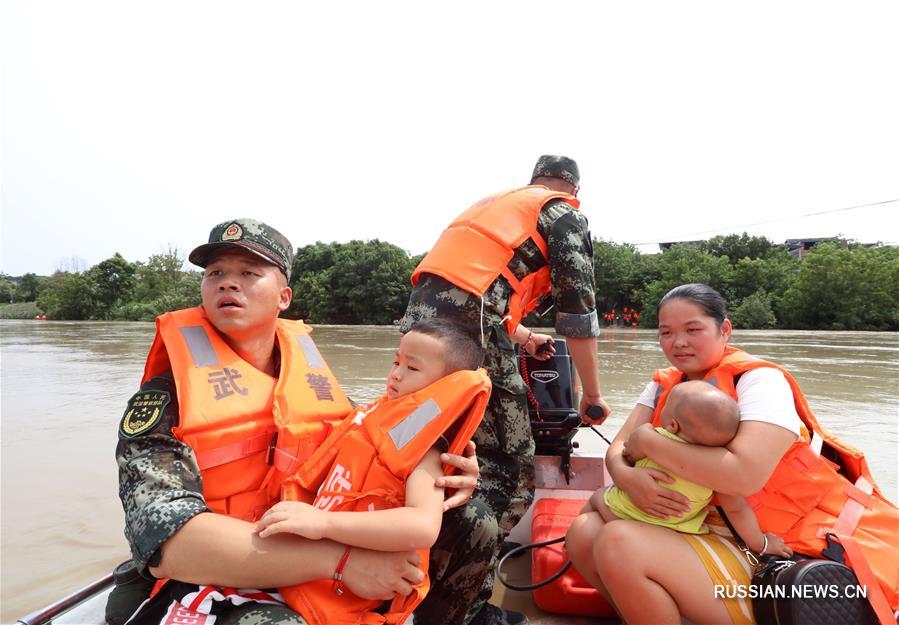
[633,198,898,245]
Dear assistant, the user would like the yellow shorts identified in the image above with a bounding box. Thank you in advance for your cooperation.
[682,530,756,625]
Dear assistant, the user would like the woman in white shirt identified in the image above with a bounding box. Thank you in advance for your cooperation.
[565,283,897,625]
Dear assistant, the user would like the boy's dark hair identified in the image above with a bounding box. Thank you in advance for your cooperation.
[407,318,484,374]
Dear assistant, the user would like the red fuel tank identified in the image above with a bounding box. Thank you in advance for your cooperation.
[531,497,617,618]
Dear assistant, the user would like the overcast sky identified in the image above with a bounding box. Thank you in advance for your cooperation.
[2,1,897,277]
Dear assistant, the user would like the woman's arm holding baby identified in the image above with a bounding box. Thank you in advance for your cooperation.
[596,404,691,519]
[623,371,800,497]
[624,420,794,497]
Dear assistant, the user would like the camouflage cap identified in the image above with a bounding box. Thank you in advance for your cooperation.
[189,218,294,280]
[530,154,580,190]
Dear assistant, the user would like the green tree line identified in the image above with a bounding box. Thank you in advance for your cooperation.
[3,234,897,330]
[1,249,203,321]
[589,234,898,330]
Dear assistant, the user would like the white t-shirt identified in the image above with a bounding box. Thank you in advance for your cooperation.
[636,367,802,436]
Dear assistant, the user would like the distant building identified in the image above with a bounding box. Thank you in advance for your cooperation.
[784,238,836,259]
[784,237,882,259]
[658,240,703,251]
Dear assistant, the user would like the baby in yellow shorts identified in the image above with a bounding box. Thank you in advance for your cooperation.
[593,381,791,556]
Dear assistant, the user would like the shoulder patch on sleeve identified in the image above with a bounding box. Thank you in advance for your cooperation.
[119,389,171,439]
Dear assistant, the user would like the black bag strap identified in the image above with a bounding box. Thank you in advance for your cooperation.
[714,505,748,548]
[715,505,762,568]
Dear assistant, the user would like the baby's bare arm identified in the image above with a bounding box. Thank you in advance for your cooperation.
[716,492,792,557]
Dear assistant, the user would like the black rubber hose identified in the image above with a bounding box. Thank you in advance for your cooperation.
[495,534,572,591]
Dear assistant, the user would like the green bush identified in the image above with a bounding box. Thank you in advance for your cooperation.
[779,243,899,330]
[0,302,43,319]
[731,291,777,329]
[288,240,416,324]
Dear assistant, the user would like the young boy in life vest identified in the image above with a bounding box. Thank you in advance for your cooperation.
[255,318,489,624]
[591,381,793,558]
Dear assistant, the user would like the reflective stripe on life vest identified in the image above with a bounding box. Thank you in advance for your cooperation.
[143,307,353,521]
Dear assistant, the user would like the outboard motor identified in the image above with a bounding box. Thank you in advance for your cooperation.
[517,338,581,482]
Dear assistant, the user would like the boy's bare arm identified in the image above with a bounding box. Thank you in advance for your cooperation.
[716,492,792,557]
[152,512,423,598]
[257,448,446,552]
[318,447,445,550]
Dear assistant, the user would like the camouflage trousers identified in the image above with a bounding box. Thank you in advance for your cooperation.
[414,387,535,625]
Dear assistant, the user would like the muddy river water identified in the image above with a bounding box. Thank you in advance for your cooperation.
[1,321,896,622]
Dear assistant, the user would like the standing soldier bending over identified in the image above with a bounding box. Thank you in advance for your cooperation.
[402,155,610,625]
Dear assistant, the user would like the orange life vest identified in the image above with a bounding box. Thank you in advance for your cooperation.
[652,346,899,618]
[411,186,580,334]
[143,307,354,521]
[278,369,492,625]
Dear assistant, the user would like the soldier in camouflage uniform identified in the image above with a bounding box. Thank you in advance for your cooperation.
[404,155,611,625]
[113,219,479,625]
